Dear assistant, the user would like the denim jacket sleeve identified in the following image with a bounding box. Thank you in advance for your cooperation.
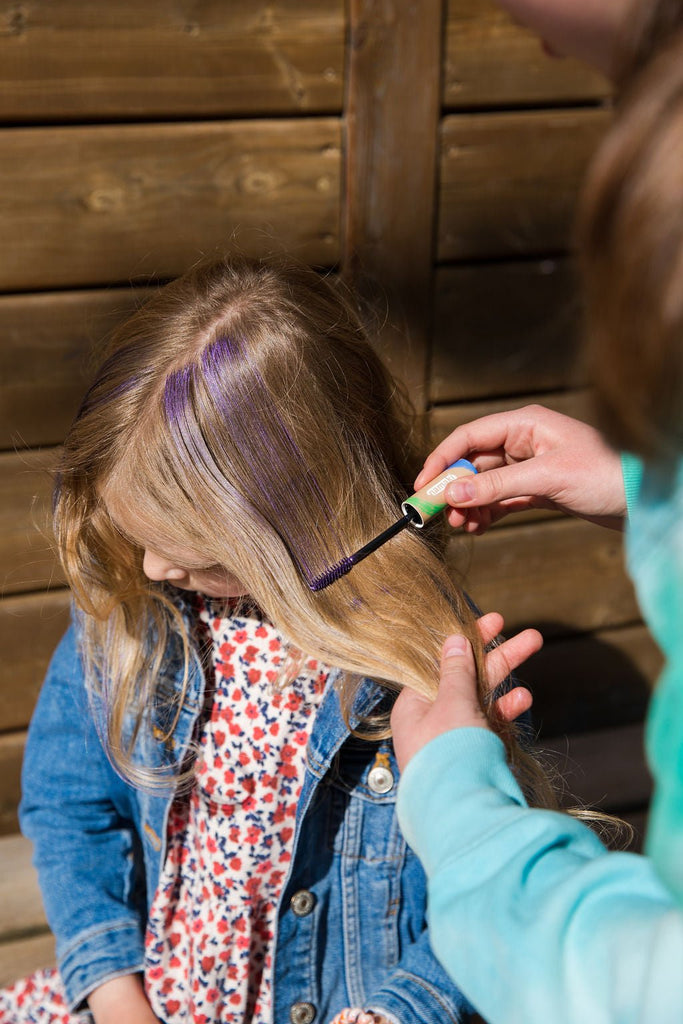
[19,624,147,1011]
[365,929,473,1023]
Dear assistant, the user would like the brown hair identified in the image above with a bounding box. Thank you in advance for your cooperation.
[578,1,683,459]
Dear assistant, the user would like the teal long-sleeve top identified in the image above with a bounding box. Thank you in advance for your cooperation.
[396,454,683,1023]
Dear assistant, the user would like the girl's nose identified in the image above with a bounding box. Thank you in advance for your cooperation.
[142,549,188,583]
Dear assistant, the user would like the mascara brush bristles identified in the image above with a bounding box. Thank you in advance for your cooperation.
[308,509,418,592]
[308,555,355,591]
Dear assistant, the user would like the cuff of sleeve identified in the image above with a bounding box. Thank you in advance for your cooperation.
[396,727,526,875]
[369,969,470,1023]
[58,918,144,1011]
[621,451,643,518]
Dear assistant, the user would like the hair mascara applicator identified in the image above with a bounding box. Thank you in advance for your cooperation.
[308,458,477,592]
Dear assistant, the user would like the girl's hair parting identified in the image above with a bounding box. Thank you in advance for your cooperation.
[54,255,553,804]
[578,0,683,460]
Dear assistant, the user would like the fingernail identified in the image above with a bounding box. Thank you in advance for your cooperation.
[443,634,468,656]
[447,481,475,505]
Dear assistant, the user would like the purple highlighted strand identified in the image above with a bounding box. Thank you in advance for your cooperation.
[162,334,347,586]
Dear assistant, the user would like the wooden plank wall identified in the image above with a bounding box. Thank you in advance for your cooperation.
[0,0,659,986]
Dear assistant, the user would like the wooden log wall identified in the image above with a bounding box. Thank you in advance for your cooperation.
[0,0,660,987]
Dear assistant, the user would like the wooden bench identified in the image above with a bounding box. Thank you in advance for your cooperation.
[0,833,54,988]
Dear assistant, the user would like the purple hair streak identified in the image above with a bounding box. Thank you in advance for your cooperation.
[161,335,345,583]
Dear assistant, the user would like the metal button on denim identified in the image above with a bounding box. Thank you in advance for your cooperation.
[290,1001,316,1024]
[368,764,394,794]
[290,889,316,916]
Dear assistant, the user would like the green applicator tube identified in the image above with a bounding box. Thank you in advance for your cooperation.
[308,459,477,591]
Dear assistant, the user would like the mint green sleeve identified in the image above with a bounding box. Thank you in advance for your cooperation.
[397,728,683,1024]
[621,452,643,518]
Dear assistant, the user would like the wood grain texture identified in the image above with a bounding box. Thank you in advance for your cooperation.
[438,108,610,260]
[0,288,148,451]
[524,623,661,738]
[0,448,62,596]
[429,388,595,446]
[540,722,651,813]
[432,260,584,403]
[0,834,46,938]
[448,515,639,637]
[343,0,442,403]
[0,932,54,987]
[0,0,344,121]
[0,119,341,291]
[444,0,610,108]
[0,732,25,834]
[0,590,70,732]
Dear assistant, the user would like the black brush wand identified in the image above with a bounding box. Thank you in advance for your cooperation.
[308,459,476,592]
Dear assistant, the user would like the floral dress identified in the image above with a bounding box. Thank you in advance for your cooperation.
[0,601,389,1024]
[144,600,329,1023]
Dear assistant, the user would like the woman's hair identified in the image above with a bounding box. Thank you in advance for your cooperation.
[578,0,683,459]
[55,256,549,800]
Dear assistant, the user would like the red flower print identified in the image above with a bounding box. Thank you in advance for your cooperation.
[144,607,328,1024]
[273,803,287,823]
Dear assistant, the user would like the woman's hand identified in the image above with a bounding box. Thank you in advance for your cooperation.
[391,613,542,773]
[392,635,484,771]
[417,405,626,535]
[476,610,540,721]
[89,975,160,1024]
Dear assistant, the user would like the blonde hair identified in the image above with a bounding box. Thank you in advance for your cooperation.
[55,257,547,799]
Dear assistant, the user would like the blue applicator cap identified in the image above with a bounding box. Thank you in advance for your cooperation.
[401,458,477,527]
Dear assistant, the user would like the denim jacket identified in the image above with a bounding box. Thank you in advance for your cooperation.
[20,611,472,1024]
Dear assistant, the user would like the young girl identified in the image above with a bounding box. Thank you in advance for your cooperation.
[5,257,540,1024]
